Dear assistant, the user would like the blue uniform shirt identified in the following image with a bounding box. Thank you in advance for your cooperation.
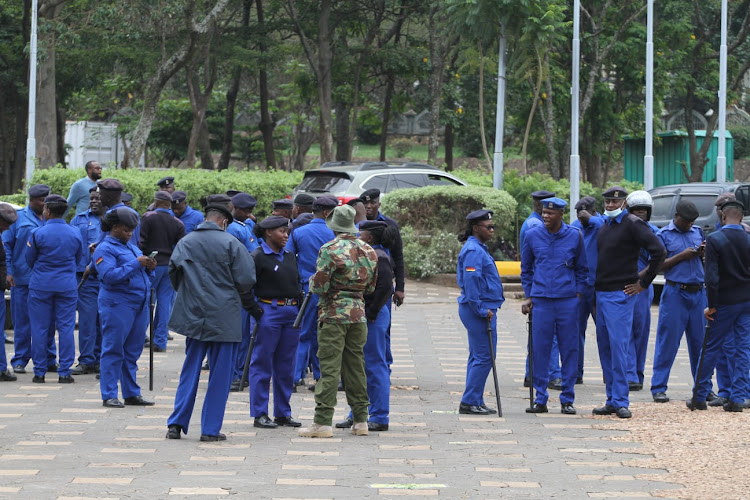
[70,210,103,272]
[519,212,543,250]
[521,222,588,298]
[2,206,44,286]
[25,219,85,292]
[179,205,205,234]
[93,235,152,303]
[571,215,604,286]
[99,203,140,247]
[285,218,335,285]
[657,221,705,283]
[457,236,505,317]
[227,219,258,253]
[637,222,659,272]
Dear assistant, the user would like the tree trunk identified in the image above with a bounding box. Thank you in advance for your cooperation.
[444,123,454,171]
[56,100,65,167]
[380,73,395,162]
[317,0,334,164]
[427,8,447,165]
[185,68,204,169]
[335,100,351,161]
[539,55,559,176]
[257,0,275,168]
[35,2,66,169]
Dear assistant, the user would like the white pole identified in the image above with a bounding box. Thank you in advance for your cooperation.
[493,24,507,190]
[644,0,654,190]
[26,0,38,198]
[569,0,580,223]
[717,0,728,183]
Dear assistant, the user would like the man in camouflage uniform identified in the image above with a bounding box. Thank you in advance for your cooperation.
[298,205,378,438]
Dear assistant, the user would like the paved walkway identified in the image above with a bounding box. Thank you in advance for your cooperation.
[0,280,689,499]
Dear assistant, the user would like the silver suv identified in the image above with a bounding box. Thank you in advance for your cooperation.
[290,161,467,204]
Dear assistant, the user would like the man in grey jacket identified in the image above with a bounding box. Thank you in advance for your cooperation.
[165,204,256,442]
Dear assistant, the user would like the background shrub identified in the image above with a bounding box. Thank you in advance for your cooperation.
[401,226,463,279]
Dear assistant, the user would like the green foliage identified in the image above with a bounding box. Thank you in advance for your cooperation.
[24,167,303,218]
[390,138,415,158]
[0,193,26,206]
[729,126,750,159]
[401,226,463,279]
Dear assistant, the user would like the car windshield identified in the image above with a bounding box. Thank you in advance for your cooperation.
[296,172,352,193]
[651,195,675,221]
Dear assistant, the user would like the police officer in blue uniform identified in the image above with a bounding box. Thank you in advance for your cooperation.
[457,209,505,415]
[623,191,659,391]
[25,195,85,383]
[3,184,57,374]
[570,196,604,384]
[650,200,706,403]
[271,199,294,220]
[170,191,205,234]
[291,194,315,230]
[521,197,588,414]
[594,186,665,419]
[286,195,337,389]
[70,188,106,375]
[94,208,156,408]
[96,179,141,246]
[0,203,18,381]
[248,216,303,429]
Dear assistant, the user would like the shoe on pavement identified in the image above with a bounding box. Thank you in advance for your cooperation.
[298,423,333,438]
[480,405,497,414]
[351,422,369,436]
[368,421,389,431]
[592,405,617,415]
[103,398,125,408]
[709,396,728,407]
[153,346,167,353]
[124,395,155,406]
[294,378,305,386]
[200,433,227,442]
[616,407,632,418]
[201,361,209,371]
[547,378,562,391]
[71,364,96,375]
[561,403,576,415]
[167,334,174,340]
[335,417,353,429]
[525,403,548,414]
[307,381,317,391]
[47,364,59,373]
[458,403,490,415]
[12,365,26,374]
[254,415,278,429]
[686,398,707,411]
[230,379,248,392]
[652,392,669,403]
[58,375,74,384]
[575,377,584,385]
[4,336,12,344]
[523,377,531,388]
[32,375,45,383]
[723,401,744,412]
[706,391,718,402]
[166,424,182,439]
[628,382,643,391]
[0,370,17,382]
[274,416,302,427]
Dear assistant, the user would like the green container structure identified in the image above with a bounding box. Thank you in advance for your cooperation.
[624,130,734,187]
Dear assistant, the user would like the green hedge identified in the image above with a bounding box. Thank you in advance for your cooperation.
[2,168,304,218]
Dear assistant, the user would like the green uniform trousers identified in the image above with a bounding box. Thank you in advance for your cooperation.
[313,321,369,426]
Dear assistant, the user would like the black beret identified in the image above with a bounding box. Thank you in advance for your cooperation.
[258,216,290,230]
[715,192,736,207]
[29,184,51,198]
[104,207,139,229]
[314,195,339,210]
[676,199,699,221]
[204,203,234,223]
[121,192,133,203]
[44,194,67,205]
[97,179,124,192]
[171,191,187,203]
[206,194,232,206]
[226,190,242,198]
[602,186,628,199]
[346,197,363,207]
[530,190,555,200]
[156,176,175,187]
[154,191,172,202]
[294,193,315,207]
[231,193,257,210]
[466,209,493,222]
[359,220,388,231]
[361,189,380,202]
[272,199,293,210]
[575,196,596,210]
[0,203,18,225]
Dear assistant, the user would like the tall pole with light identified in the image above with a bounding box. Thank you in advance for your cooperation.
[716,0,728,183]
[569,0,580,222]
[644,0,654,190]
[493,23,507,190]
[26,0,39,196]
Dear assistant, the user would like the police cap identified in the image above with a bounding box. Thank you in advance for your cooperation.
[206,194,232,206]
[231,193,257,210]
[531,190,555,200]
[29,184,51,198]
[602,186,628,199]
[226,189,242,198]
[258,216,290,230]
[156,176,175,188]
[171,191,187,203]
[154,191,172,202]
[574,196,596,211]
[361,189,381,202]
[0,203,18,225]
[466,209,493,222]
[97,179,124,192]
[121,192,133,203]
[359,220,388,231]
[313,195,339,210]
[294,193,315,208]
[676,199,699,221]
[541,197,567,211]
[44,194,67,205]
[104,207,139,229]
[272,199,293,210]
[715,192,736,207]
[205,203,233,223]
[720,199,744,212]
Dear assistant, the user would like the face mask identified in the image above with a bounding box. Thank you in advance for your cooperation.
[604,207,623,219]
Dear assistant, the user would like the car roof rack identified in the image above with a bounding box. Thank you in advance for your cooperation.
[318,161,440,171]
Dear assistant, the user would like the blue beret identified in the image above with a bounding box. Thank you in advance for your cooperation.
[313,195,339,210]
[231,193,257,210]
[575,196,596,210]
[272,199,293,210]
[206,194,231,206]
[466,209,493,222]
[154,191,172,202]
[602,186,628,199]
[531,190,555,199]
[361,189,380,202]
[97,178,124,192]
[541,197,567,210]
[359,220,388,231]
[258,216,290,230]
[156,176,175,187]
[294,193,315,207]
[44,194,67,205]
[171,191,187,203]
[29,184,51,198]
[226,190,242,198]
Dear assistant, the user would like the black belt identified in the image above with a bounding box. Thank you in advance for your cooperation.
[259,298,299,306]
[666,280,704,293]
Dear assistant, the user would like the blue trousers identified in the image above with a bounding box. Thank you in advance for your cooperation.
[10,285,56,368]
[364,305,391,424]
[29,289,77,378]
[168,338,237,436]
[151,266,174,349]
[99,295,148,400]
[694,302,750,404]
[76,274,102,366]
[459,303,497,407]
[530,297,579,405]
[627,285,654,385]
[577,285,596,379]
[525,335,561,380]
[0,301,6,373]
[596,291,636,409]
[294,293,320,381]
[248,302,299,417]
[233,310,254,381]
[650,285,706,395]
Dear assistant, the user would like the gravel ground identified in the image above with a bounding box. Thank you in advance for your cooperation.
[592,401,750,499]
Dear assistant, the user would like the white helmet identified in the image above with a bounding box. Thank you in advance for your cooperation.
[626,190,653,220]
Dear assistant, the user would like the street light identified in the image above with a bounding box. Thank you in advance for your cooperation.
[25,0,38,199]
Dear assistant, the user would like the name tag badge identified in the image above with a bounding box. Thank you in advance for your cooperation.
[274,265,279,272]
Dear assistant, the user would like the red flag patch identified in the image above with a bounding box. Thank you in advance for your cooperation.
[465,267,476,272]
[95,257,104,265]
